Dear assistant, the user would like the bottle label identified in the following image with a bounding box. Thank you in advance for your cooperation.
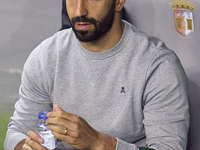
[39,130,57,149]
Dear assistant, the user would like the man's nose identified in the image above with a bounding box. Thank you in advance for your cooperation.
[75,0,88,17]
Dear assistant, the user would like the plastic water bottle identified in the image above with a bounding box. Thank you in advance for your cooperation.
[35,111,57,150]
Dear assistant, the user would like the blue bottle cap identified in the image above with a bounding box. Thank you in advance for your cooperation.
[38,111,49,119]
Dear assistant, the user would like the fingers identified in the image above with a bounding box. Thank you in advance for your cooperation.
[27,131,44,144]
[46,105,100,149]
[23,131,48,150]
[54,104,64,111]
[23,137,40,150]
[47,104,79,122]
[51,130,81,147]
[48,124,79,138]
[22,142,37,150]
[46,114,85,136]
[48,124,77,144]
[46,106,81,131]
[48,124,66,135]
[47,116,72,129]
[47,109,76,121]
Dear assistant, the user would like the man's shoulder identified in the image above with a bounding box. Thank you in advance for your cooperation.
[33,28,75,55]
[27,28,75,67]
[44,28,74,45]
[123,20,170,56]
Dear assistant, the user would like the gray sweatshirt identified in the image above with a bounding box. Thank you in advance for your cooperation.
[4,20,189,150]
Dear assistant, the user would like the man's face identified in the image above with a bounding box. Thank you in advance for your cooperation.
[67,0,116,43]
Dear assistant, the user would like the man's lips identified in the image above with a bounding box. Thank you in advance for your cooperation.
[75,22,92,30]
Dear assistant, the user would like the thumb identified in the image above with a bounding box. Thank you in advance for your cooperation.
[54,104,64,111]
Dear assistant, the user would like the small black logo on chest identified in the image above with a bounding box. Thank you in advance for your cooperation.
[120,87,126,93]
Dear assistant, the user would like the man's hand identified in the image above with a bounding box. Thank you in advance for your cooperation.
[47,104,117,150]
[15,131,48,150]
[46,104,101,149]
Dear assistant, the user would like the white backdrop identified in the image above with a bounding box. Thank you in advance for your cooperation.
[0,0,62,113]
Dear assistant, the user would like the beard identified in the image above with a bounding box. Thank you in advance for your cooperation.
[70,1,116,43]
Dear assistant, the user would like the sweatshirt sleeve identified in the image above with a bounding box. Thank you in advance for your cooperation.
[142,49,189,150]
[116,139,155,150]
[116,138,140,150]
[115,48,189,150]
[4,44,53,150]
[139,147,155,150]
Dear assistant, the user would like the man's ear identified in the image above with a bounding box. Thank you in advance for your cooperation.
[115,0,126,12]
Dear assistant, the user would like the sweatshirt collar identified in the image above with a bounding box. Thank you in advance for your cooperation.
[75,20,131,60]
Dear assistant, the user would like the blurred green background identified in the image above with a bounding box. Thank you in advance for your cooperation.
[0,113,12,150]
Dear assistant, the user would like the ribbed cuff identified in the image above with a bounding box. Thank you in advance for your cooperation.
[116,138,139,150]
[4,132,27,150]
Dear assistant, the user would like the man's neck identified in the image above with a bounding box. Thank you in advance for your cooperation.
[80,19,125,53]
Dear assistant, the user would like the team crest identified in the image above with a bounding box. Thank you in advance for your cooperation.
[170,0,196,37]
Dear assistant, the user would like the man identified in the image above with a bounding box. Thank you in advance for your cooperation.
[4,0,189,150]
[60,0,126,30]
